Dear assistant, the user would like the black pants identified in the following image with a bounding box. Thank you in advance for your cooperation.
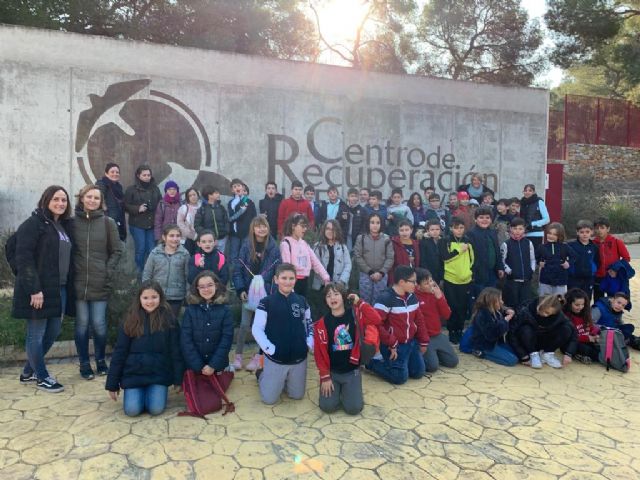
[443,281,470,333]
[502,279,532,310]
[568,277,594,302]
[509,322,574,359]
[576,342,600,361]
[593,278,605,302]
[167,300,183,320]
[294,277,309,296]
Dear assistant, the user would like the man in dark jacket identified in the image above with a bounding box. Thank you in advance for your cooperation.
[228,179,257,261]
[259,181,283,238]
[194,185,229,252]
[345,188,366,250]
[316,186,350,234]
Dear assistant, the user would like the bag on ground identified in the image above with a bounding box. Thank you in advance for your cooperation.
[598,328,630,373]
[179,369,235,417]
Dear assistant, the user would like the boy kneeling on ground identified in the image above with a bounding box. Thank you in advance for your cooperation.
[252,263,313,404]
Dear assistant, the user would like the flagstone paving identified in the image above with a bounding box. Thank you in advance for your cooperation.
[1,281,640,479]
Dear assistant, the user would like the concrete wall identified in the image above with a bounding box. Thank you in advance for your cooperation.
[0,25,549,229]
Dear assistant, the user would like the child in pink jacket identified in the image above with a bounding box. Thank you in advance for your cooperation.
[280,213,330,296]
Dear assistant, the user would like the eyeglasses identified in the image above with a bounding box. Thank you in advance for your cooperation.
[197,283,216,290]
[404,279,417,284]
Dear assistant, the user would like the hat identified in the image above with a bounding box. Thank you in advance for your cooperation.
[469,199,479,206]
[457,191,470,201]
[164,180,179,192]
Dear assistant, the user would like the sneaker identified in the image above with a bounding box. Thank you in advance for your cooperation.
[231,354,243,370]
[96,360,109,376]
[255,368,263,381]
[79,364,95,380]
[574,354,592,365]
[36,377,64,393]
[529,352,542,369]
[19,372,37,384]
[541,352,562,368]
[245,354,262,372]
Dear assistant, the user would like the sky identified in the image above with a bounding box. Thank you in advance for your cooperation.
[521,0,564,87]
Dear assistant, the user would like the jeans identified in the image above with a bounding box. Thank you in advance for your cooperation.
[228,236,242,263]
[358,272,388,306]
[23,287,65,380]
[123,384,168,416]
[74,300,108,365]
[368,339,425,385]
[235,308,255,355]
[480,344,518,367]
[129,226,155,273]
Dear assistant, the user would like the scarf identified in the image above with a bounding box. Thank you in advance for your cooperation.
[164,193,180,204]
[520,193,539,207]
[100,176,124,203]
[467,184,483,198]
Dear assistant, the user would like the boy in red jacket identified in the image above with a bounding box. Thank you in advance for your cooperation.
[277,180,315,234]
[367,265,429,384]
[415,268,459,373]
[593,218,631,301]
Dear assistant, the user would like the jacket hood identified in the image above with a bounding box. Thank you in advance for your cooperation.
[187,290,229,305]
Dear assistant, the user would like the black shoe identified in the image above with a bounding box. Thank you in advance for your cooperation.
[449,331,460,345]
[96,360,109,376]
[19,372,37,384]
[80,364,95,380]
[255,368,263,381]
[37,377,64,393]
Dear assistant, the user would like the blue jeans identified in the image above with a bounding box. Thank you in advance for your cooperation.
[368,339,425,385]
[480,344,518,367]
[129,226,155,273]
[23,287,66,380]
[123,384,168,416]
[228,236,242,263]
[74,300,108,365]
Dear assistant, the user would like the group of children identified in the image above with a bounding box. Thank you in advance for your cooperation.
[64,176,639,415]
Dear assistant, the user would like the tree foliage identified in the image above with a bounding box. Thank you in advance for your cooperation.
[416,0,544,86]
[0,0,319,60]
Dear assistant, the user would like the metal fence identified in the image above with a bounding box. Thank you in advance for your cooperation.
[547,94,640,160]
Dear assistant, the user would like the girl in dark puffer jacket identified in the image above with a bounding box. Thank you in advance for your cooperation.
[180,271,234,378]
[106,281,183,417]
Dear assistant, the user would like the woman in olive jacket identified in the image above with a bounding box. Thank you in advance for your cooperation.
[12,185,75,393]
[73,185,123,380]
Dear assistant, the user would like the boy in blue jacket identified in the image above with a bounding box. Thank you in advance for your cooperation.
[252,263,313,404]
[466,206,504,301]
[567,220,599,300]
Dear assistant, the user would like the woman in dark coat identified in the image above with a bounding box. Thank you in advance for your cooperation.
[124,164,162,273]
[12,185,74,393]
[96,162,127,241]
[72,184,123,380]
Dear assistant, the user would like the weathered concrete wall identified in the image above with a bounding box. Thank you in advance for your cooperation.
[0,25,549,229]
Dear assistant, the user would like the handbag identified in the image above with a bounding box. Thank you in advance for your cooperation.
[238,258,272,311]
[179,369,235,418]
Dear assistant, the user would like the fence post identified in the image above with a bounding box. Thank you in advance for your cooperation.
[563,95,568,160]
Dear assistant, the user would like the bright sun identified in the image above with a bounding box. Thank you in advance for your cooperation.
[313,0,372,54]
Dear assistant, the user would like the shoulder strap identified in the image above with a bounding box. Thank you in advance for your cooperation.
[284,238,292,256]
[104,216,112,254]
[209,374,235,415]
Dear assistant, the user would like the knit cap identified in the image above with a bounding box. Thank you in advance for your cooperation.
[164,180,179,192]
[457,191,470,201]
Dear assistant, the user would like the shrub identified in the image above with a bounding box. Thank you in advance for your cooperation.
[600,193,640,233]
[0,230,15,289]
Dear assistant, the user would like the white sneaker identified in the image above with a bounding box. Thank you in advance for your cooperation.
[541,352,562,368]
[529,352,542,369]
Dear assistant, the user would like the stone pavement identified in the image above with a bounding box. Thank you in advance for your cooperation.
[1,288,640,479]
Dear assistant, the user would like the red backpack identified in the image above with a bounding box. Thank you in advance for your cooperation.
[179,370,235,417]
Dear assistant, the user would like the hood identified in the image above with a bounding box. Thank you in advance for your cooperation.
[187,289,229,305]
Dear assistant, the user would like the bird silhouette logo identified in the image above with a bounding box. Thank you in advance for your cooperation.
[75,79,231,194]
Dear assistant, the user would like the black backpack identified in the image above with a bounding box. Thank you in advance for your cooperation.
[4,232,17,275]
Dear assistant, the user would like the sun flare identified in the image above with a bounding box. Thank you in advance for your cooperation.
[313,0,372,48]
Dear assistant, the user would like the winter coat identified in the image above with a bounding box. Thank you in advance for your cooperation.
[228,196,257,239]
[314,300,382,381]
[439,235,474,285]
[353,233,394,274]
[96,176,126,241]
[177,203,199,241]
[470,308,510,352]
[501,237,536,281]
[457,183,494,203]
[124,178,162,230]
[599,260,635,309]
[346,203,367,242]
[233,236,281,297]
[154,199,181,241]
[520,194,549,235]
[386,204,414,236]
[415,289,451,337]
[194,201,229,240]
[567,240,599,280]
[311,242,352,290]
[72,207,123,301]
[425,207,451,231]
[374,287,429,348]
[188,249,228,286]
[593,234,631,278]
[466,226,504,284]
[317,200,350,234]
[389,236,421,285]
[142,245,190,301]
[12,209,75,320]
[105,311,183,391]
[419,237,444,284]
[409,205,427,231]
[180,296,234,372]
[277,196,315,233]
[280,236,330,282]
[362,205,388,232]
[259,194,283,237]
[592,298,625,329]
[537,242,573,286]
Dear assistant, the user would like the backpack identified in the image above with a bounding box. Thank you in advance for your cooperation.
[4,232,17,275]
[598,328,630,373]
[354,303,380,365]
[179,369,235,418]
